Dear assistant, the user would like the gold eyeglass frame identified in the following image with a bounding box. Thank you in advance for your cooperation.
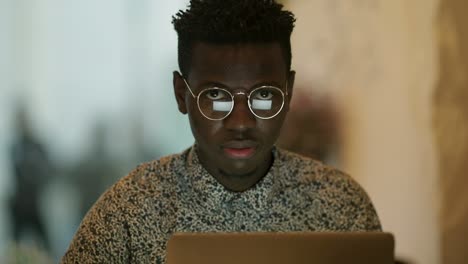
[182,78,289,121]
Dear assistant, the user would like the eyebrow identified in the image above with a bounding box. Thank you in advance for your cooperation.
[196,80,285,91]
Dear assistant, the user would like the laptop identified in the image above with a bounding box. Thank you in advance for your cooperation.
[166,232,394,264]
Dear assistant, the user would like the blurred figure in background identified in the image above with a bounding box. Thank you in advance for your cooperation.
[8,104,52,251]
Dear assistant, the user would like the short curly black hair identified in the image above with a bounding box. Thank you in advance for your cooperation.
[172,0,296,77]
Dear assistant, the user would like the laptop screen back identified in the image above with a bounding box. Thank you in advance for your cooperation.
[166,232,394,264]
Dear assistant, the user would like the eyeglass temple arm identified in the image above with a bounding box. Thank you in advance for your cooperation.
[182,77,196,98]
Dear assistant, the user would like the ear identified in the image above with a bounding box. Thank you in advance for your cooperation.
[173,71,188,114]
[286,70,295,108]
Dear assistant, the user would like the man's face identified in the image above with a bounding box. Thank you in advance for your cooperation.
[174,42,294,191]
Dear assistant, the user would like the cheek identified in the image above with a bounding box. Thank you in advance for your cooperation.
[188,110,223,143]
[258,115,287,142]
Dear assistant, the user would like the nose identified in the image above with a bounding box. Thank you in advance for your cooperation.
[223,93,256,132]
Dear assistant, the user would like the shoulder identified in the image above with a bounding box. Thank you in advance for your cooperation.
[108,149,189,203]
[61,150,188,262]
[274,147,337,185]
[276,147,362,192]
[275,148,382,231]
[124,150,188,186]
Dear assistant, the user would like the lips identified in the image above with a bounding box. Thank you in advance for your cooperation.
[222,140,258,159]
[223,147,256,158]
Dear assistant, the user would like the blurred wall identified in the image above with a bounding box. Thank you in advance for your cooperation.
[435,0,468,263]
[287,0,440,263]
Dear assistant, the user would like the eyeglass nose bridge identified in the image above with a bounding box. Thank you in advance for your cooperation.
[229,90,253,116]
[232,90,251,102]
[233,91,247,96]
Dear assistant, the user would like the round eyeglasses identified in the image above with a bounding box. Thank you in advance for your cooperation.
[182,78,288,121]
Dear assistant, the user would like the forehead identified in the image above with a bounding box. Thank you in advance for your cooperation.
[188,42,287,86]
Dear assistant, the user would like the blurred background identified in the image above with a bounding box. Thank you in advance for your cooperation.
[0,0,467,263]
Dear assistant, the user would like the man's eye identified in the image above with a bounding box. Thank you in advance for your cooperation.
[206,89,226,100]
[254,90,274,100]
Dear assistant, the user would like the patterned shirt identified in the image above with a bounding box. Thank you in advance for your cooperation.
[61,146,381,263]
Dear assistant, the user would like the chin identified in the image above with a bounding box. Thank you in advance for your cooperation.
[220,160,258,177]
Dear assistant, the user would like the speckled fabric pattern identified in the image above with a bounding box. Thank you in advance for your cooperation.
[61,145,381,263]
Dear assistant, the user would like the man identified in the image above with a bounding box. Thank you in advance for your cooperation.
[61,0,381,263]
